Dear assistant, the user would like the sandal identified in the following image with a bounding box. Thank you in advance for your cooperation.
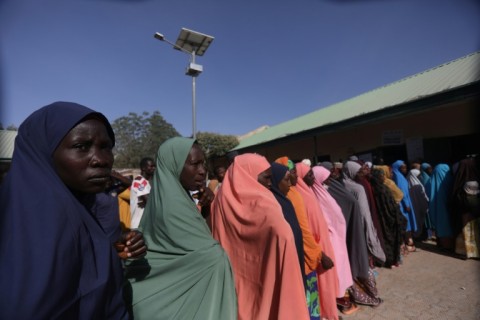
[370,298,384,308]
[406,244,416,252]
[339,303,359,315]
[336,297,351,308]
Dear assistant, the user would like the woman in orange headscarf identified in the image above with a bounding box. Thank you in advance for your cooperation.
[211,153,309,320]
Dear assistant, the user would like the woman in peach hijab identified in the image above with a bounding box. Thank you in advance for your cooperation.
[211,153,309,320]
[296,162,340,320]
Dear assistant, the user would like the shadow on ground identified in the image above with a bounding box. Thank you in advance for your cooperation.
[416,240,469,260]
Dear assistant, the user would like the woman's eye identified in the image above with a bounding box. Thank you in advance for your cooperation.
[73,143,89,151]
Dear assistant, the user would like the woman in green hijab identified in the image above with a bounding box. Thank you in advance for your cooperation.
[125,137,237,319]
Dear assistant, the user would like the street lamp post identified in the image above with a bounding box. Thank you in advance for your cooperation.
[154,28,214,140]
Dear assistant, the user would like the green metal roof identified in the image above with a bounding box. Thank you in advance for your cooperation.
[234,51,480,150]
[0,130,17,160]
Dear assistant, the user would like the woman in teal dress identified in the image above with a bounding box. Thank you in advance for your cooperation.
[125,137,237,319]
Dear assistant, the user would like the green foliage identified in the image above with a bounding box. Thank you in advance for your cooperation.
[111,111,180,167]
[6,125,18,131]
[196,131,239,158]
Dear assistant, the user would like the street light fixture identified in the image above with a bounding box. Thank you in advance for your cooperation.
[154,28,214,139]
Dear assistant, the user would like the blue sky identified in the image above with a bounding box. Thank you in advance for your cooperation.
[1,0,479,137]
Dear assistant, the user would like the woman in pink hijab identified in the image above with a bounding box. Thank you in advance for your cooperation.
[311,166,355,311]
[296,162,340,320]
[211,153,309,320]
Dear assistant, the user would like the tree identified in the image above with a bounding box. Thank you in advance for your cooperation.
[0,123,18,131]
[111,111,179,168]
[196,131,239,158]
[6,125,18,131]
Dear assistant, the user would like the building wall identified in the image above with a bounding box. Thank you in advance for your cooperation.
[253,100,478,164]
[316,101,476,160]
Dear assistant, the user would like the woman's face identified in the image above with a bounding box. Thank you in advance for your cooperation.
[180,144,206,191]
[142,160,156,177]
[53,118,114,194]
[331,168,341,180]
[378,171,386,183]
[356,167,366,179]
[289,168,298,186]
[215,166,226,183]
[278,171,291,196]
[303,169,315,187]
[257,167,273,189]
[425,166,433,175]
[362,165,371,176]
[323,173,333,186]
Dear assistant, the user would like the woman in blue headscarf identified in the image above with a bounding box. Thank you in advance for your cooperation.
[0,102,143,319]
[420,163,435,238]
[429,163,455,250]
[406,169,429,239]
[391,160,418,252]
[419,163,433,190]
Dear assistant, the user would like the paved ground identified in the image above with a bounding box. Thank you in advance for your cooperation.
[343,241,480,320]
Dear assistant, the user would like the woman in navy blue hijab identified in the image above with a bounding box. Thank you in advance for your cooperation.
[0,102,134,319]
[270,162,306,287]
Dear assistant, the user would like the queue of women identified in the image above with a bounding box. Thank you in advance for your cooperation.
[1,101,478,319]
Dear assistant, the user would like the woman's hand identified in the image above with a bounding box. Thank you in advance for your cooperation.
[197,187,215,207]
[114,229,147,260]
[137,195,148,208]
[320,252,334,270]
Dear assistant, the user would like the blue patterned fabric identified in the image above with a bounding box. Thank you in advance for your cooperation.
[306,271,321,320]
